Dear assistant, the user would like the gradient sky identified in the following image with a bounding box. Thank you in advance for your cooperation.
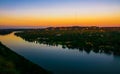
[0,0,120,28]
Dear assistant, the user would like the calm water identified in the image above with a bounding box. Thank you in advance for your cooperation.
[0,32,120,74]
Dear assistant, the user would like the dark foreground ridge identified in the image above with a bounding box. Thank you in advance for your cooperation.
[0,42,52,74]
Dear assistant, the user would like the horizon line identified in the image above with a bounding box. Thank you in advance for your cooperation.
[0,25,120,29]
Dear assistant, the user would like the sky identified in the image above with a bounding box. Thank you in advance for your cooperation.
[0,0,120,28]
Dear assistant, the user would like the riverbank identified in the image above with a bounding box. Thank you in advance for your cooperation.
[0,42,52,74]
[15,27,120,55]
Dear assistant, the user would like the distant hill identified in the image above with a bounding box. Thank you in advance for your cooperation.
[45,26,120,31]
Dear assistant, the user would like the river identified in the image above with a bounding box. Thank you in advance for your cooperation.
[0,32,120,74]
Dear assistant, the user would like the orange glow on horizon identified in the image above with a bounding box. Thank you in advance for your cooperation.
[0,14,120,27]
[0,0,120,27]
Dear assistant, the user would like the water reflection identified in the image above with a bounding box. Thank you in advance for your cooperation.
[0,32,120,74]
[17,35,120,56]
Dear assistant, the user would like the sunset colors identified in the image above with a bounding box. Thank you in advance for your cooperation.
[0,0,120,28]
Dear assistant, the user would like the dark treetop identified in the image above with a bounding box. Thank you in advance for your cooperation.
[15,26,120,56]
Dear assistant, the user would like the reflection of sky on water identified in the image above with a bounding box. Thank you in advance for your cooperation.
[0,32,120,74]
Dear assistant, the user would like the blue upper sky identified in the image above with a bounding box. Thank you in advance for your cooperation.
[0,0,120,8]
[0,0,119,17]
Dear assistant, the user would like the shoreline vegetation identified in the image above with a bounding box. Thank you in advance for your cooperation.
[14,26,120,56]
[0,29,33,35]
[0,26,120,74]
[0,42,52,74]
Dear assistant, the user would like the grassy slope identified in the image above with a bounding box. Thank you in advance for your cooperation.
[0,42,52,74]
